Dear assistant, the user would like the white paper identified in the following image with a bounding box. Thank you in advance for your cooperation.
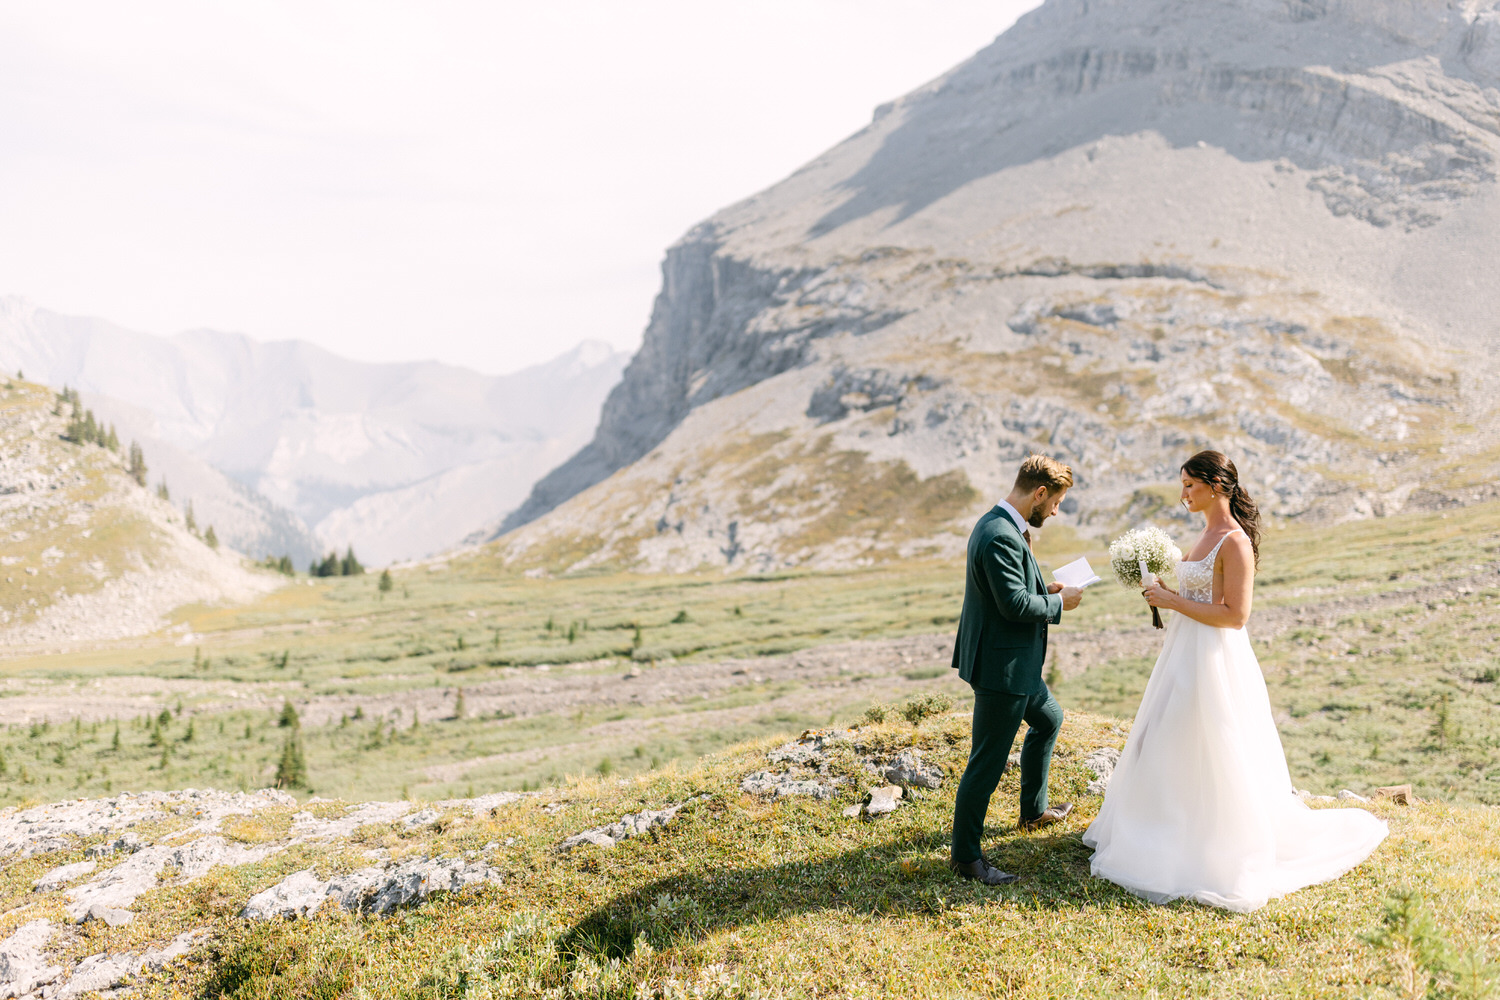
[1053,556,1102,589]
[1139,558,1155,588]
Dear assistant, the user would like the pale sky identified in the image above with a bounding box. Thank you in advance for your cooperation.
[0,1,1043,375]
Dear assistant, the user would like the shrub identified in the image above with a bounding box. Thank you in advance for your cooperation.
[901,693,954,725]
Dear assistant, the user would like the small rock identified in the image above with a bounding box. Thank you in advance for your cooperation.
[33,860,97,893]
[402,808,442,830]
[0,920,61,997]
[82,904,133,927]
[1007,753,1021,768]
[54,952,139,998]
[1337,789,1369,803]
[624,666,642,679]
[865,785,904,817]
[884,749,943,790]
[841,804,863,818]
[241,869,330,920]
[560,800,698,852]
[1375,784,1417,805]
[85,833,143,860]
[1083,747,1121,796]
[740,771,839,801]
[244,857,503,920]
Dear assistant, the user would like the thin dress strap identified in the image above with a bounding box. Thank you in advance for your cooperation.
[1205,527,1241,562]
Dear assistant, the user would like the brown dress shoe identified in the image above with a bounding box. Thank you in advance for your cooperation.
[948,857,1020,885]
[1018,802,1074,832]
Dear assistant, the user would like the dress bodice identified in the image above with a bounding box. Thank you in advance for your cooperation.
[1177,529,1239,603]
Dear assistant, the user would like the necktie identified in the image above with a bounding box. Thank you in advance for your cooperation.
[1023,529,1033,550]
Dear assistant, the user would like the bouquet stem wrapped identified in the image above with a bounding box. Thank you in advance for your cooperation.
[1110,527,1183,629]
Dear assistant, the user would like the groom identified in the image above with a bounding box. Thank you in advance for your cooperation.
[949,454,1083,885]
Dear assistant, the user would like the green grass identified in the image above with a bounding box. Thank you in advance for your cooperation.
[1,500,1498,811]
[102,710,1500,999]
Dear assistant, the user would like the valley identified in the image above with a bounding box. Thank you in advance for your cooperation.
[2,499,1496,812]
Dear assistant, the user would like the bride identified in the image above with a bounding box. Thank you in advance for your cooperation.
[1082,450,1387,911]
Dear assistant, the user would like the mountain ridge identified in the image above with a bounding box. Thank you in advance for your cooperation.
[0,297,628,565]
[496,0,1500,574]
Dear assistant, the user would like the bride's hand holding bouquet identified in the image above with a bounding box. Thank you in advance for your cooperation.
[1109,526,1182,629]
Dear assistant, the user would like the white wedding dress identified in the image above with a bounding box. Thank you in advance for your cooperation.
[1082,529,1387,911]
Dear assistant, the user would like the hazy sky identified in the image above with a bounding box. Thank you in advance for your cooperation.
[0,1,1043,374]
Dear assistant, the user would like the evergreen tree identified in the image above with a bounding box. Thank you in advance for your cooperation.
[378,568,393,593]
[127,441,147,486]
[184,501,197,535]
[453,687,465,719]
[105,424,120,452]
[275,733,308,789]
[340,546,364,576]
[156,481,170,502]
[277,555,294,575]
[204,525,219,550]
[278,699,300,728]
[316,552,340,577]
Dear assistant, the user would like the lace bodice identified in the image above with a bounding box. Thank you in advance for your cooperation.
[1177,529,1240,602]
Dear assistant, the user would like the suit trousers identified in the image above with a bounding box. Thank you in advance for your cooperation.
[950,684,1064,865]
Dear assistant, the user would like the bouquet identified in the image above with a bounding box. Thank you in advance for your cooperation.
[1109,526,1182,629]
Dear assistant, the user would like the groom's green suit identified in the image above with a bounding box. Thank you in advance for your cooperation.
[949,504,1064,866]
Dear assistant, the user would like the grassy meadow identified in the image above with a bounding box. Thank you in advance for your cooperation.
[90,710,1498,999]
[2,501,1499,997]
[0,502,1497,809]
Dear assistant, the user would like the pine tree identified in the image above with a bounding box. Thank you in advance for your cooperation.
[277,555,294,575]
[156,481,170,502]
[184,501,197,535]
[378,569,393,593]
[127,441,147,486]
[204,525,219,550]
[111,725,120,752]
[278,699,299,728]
[105,424,119,452]
[340,546,364,576]
[275,733,308,789]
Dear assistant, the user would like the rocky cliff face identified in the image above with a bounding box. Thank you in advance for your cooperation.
[498,0,1500,573]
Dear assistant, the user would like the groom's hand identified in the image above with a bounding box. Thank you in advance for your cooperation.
[1060,586,1083,611]
[1047,582,1064,594]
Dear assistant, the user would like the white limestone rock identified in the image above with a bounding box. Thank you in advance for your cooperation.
[883,750,943,790]
[242,857,503,920]
[33,860,96,893]
[560,801,698,852]
[1083,747,1122,796]
[0,920,60,999]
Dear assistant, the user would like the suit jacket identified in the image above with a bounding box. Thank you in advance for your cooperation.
[950,506,1063,694]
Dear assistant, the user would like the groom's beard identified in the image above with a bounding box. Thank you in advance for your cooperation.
[1027,509,1047,528]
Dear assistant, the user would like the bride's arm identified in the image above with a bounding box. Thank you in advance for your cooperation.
[1143,534,1255,628]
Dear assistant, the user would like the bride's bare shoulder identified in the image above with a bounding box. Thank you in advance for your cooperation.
[1220,530,1255,566]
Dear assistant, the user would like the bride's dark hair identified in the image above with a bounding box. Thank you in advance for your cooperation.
[1181,450,1261,567]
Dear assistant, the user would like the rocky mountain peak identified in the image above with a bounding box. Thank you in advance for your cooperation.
[501,0,1500,573]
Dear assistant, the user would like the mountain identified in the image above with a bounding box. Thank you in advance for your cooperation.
[0,378,277,647]
[0,298,628,566]
[497,0,1500,574]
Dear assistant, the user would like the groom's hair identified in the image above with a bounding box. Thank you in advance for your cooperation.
[1013,454,1073,495]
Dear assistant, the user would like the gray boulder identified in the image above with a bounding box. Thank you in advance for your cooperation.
[883,750,943,790]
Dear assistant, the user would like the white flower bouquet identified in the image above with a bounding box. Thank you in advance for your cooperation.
[1110,526,1183,629]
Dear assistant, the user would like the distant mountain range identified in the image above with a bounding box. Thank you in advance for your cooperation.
[0,297,627,566]
[497,0,1500,574]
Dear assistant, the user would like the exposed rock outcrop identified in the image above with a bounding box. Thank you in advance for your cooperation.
[497,0,1500,574]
